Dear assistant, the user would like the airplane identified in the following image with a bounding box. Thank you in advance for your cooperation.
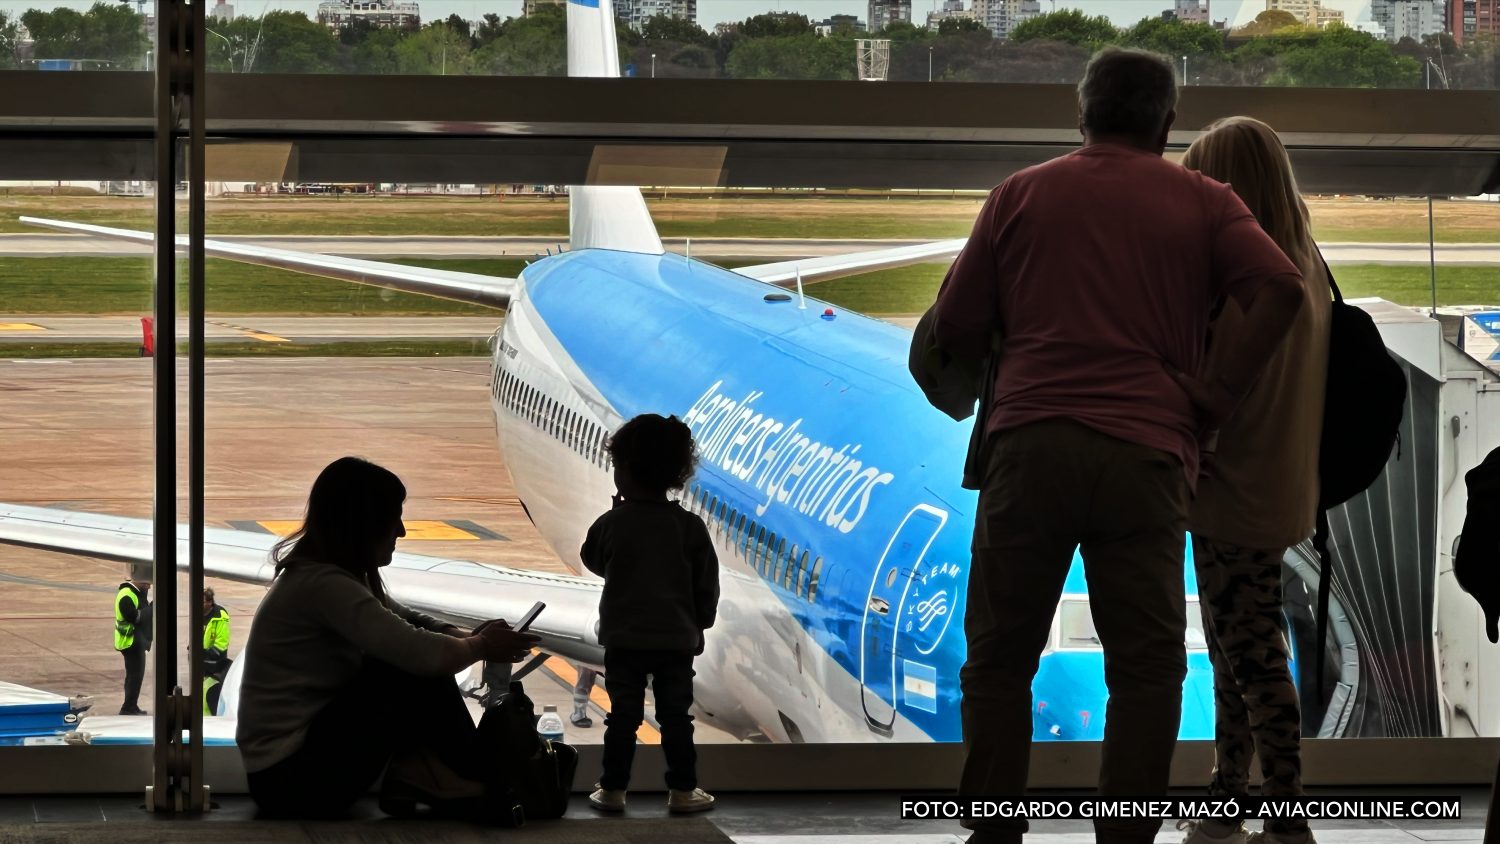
[0,0,1217,744]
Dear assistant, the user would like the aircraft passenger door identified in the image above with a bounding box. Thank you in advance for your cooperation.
[860,504,947,736]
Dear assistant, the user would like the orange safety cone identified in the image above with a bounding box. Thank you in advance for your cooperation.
[140,316,154,357]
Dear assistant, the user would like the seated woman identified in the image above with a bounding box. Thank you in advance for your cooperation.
[236,456,539,819]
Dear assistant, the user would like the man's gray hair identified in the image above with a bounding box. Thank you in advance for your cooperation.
[1077,47,1179,142]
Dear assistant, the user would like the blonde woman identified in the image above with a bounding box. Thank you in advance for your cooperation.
[1177,117,1331,844]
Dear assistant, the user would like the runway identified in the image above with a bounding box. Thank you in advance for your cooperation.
[0,315,501,344]
[1,233,1495,264]
[0,314,923,343]
[0,356,740,744]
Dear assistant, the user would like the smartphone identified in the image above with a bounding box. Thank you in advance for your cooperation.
[514,601,546,633]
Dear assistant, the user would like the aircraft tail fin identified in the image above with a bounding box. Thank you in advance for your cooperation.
[565,0,663,255]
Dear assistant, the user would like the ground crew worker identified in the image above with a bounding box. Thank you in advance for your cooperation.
[572,666,598,728]
[114,572,152,716]
[201,588,232,715]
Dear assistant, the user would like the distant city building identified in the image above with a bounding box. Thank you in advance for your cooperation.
[616,0,697,32]
[972,0,1041,39]
[926,0,977,30]
[1266,0,1345,28]
[1446,0,1495,45]
[524,0,565,15]
[816,14,866,36]
[714,21,739,36]
[316,0,420,31]
[1372,0,1445,42]
[1165,0,1210,23]
[868,0,912,32]
[210,0,235,22]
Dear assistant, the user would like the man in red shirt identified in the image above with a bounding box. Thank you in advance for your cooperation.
[932,48,1306,844]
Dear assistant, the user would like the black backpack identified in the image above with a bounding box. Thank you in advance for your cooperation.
[1455,447,1500,644]
[1313,259,1408,693]
[476,681,579,821]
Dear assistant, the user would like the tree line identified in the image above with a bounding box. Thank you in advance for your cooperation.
[0,2,1492,89]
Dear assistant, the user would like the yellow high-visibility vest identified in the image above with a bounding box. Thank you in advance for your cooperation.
[203,607,230,655]
[114,586,139,651]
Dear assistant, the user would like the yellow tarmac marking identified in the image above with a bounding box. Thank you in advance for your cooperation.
[256,520,479,540]
[542,652,661,745]
[207,319,289,343]
[0,323,44,331]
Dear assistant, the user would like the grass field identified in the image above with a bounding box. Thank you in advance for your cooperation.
[1,256,1495,317]
[1,194,1496,243]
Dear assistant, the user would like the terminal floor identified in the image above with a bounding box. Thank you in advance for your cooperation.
[0,788,1489,842]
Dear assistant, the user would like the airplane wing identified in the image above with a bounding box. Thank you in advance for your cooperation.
[18,217,516,311]
[0,503,603,666]
[733,238,967,287]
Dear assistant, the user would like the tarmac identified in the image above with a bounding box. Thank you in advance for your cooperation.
[0,356,739,745]
[0,315,502,344]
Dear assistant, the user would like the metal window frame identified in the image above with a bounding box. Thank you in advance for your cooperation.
[0,68,1497,796]
[0,73,1496,194]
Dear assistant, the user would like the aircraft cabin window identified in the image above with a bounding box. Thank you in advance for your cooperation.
[734,512,745,547]
[783,546,799,591]
[807,555,822,602]
[785,543,799,588]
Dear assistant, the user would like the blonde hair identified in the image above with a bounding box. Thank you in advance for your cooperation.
[1181,116,1315,271]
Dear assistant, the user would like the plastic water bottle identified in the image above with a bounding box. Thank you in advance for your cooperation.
[536,704,565,745]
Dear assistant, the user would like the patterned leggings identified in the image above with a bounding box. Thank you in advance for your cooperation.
[1192,536,1308,837]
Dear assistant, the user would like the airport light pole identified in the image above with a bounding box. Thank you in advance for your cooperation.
[651,53,656,78]
[207,28,233,72]
[1182,55,1188,84]
[928,46,933,82]
[1425,58,1448,90]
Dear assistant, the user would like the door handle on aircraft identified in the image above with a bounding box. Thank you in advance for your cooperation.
[868,597,890,615]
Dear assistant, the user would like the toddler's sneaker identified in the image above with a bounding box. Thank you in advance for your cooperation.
[588,785,626,812]
[667,787,716,813]
[1178,819,1250,844]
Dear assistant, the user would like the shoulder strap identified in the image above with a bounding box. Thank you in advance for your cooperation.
[1320,254,1344,305]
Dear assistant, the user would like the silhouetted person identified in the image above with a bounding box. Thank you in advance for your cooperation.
[931,47,1306,844]
[583,414,719,815]
[236,456,538,819]
[572,666,598,728]
[114,572,151,716]
[1176,117,1331,844]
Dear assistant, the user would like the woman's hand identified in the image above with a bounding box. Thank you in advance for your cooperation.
[476,621,540,663]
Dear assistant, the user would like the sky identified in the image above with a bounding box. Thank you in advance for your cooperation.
[0,0,1377,30]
